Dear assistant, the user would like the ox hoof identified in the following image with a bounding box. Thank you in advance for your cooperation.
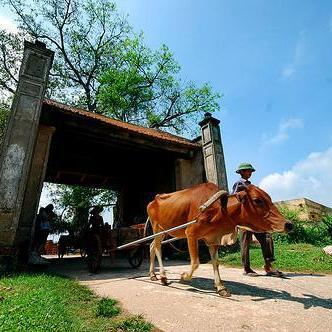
[150,274,158,281]
[160,276,169,286]
[217,288,231,297]
[181,272,192,281]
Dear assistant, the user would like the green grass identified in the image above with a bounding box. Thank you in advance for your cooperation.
[96,298,120,318]
[115,315,155,332]
[0,273,153,332]
[219,243,332,274]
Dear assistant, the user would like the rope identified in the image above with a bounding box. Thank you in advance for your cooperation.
[158,223,187,253]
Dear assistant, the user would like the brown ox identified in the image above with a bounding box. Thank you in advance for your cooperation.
[147,182,292,296]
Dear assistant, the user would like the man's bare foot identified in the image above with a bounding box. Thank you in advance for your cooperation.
[264,263,284,277]
[243,269,259,277]
[265,269,283,277]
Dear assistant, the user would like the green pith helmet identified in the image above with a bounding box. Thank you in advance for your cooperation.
[236,162,256,173]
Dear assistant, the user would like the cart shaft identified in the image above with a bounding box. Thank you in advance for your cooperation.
[116,219,197,250]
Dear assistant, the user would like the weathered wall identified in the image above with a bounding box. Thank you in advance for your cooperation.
[175,149,205,190]
[199,113,228,191]
[0,41,53,270]
[275,198,332,222]
[14,125,55,261]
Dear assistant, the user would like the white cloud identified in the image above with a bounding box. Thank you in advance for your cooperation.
[262,118,303,146]
[0,15,18,33]
[293,30,306,63]
[282,67,295,78]
[259,147,332,206]
[280,30,306,79]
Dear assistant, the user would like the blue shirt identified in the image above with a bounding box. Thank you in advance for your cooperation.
[232,178,251,194]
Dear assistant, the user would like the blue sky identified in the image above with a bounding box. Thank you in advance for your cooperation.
[1,1,332,206]
[113,0,332,205]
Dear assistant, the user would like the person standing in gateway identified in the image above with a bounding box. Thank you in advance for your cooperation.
[232,162,283,277]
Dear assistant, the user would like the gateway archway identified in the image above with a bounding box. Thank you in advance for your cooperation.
[0,41,228,270]
[41,98,203,227]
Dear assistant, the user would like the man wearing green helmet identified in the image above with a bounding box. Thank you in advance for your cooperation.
[232,163,283,277]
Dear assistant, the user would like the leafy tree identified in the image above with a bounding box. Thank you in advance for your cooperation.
[0,28,26,96]
[0,105,9,147]
[0,28,23,148]
[98,37,220,133]
[1,0,221,133]
[46,184,116,233]
[2,0,130,111]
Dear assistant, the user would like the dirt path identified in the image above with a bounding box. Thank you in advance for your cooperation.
[52,257,332,332]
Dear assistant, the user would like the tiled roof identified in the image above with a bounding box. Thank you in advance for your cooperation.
[43,99,201,149]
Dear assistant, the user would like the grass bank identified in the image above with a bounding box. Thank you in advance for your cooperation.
[219,243,332,274]
[0,273,153,332]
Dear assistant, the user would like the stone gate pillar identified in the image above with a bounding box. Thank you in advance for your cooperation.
[199,112,228,191]
[14,125,55,262]
[0,41,54,271]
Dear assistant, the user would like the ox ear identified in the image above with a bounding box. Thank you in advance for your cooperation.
[219,191,229,211]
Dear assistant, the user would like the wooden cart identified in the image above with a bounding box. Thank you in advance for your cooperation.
[85,224,146,273]
[58,234,87,258]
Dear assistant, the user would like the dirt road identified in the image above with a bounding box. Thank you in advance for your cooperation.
[52,258,332,332]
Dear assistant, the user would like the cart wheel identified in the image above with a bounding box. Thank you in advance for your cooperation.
[86,234,102,273]
[128,246,144,268]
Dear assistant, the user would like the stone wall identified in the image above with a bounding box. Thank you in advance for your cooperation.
[275,198,332,222]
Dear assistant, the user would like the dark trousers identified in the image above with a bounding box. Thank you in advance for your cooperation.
[34,230,49,254]
[241,231,275,270]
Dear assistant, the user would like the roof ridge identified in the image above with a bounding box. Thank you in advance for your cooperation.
[43,99,200,148]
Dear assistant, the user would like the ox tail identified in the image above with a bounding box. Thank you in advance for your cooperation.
[143,216,153,238]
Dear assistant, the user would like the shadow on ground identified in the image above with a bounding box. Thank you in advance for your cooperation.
[176,277,332,310]
[42,256,332,311]
[45,256,185,281]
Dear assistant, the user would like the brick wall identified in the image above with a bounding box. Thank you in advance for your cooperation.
[44,240,58,255]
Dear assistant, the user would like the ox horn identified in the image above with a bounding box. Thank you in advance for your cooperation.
[220,191,229,210]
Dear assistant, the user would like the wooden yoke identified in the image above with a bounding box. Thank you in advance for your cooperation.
[199,190,228,212]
